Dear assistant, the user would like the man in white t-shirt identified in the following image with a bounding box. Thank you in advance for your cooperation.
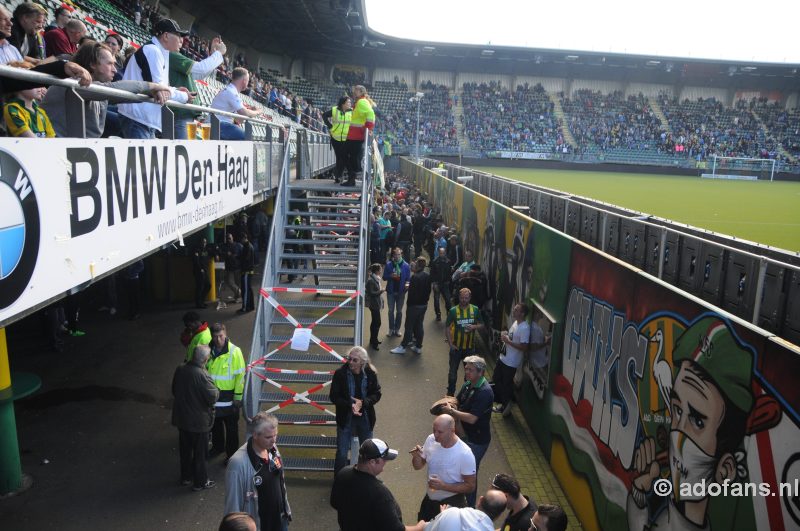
[410,414,476,522]
[210,66,261,140]
[422,489,507,531]
[494,304,549,416]
[493,303,531,417]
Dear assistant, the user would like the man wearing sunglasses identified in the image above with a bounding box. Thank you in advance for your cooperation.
[491,473,536,531]
[528,504,568,531]
[330,438,424,531]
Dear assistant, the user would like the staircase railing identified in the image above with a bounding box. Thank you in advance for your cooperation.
[353,131,375,347]
[243,128,294,421]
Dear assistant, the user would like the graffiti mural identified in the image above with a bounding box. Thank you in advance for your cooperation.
[407,160,800,531]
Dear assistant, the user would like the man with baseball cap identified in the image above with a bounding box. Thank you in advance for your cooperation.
[330,438,424,531]
[117,18,192,138]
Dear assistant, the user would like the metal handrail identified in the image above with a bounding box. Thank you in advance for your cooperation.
[0,64,288,130]
[243,129,293,421]
[353,131,375,347]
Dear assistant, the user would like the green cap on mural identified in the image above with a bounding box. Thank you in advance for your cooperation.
[672,317,754,413]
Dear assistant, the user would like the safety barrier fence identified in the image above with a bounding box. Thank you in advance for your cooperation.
[422,159,800,345]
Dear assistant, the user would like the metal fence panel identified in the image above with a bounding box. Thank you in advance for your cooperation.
[677,237,704,293]
[721,251,760,320]
[758,263,787,334]
[783,270,800,345]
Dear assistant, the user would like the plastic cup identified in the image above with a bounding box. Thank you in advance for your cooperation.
[428,474,438,493]
[200,123,211,140]
[185,121,197,140]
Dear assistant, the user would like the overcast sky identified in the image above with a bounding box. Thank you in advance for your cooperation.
[364,0,799,64]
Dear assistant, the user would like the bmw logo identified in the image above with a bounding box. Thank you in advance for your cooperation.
[0,149,40,310]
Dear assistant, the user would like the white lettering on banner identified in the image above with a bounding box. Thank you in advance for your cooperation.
[0,139,253,326]
[562,287,647,469]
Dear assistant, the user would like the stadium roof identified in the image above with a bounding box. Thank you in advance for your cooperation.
[165,0,800,88]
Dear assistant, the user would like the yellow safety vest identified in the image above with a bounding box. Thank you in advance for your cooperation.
[207,340,246,408]
[329,106,351,142]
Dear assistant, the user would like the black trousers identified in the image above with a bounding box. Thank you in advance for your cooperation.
[240,272,254,311]
[211,412,240,458]
[418,493,467,521]
[492,359,517,406]
[194,272,210,307]
[178,429,209,488]
[369,307,381,347]
[345,139,364,179]
[402,304,427,348]
[331,139,348,180]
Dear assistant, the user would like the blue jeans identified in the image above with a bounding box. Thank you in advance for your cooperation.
[465,440,490,507]
[119,115,156,139]
[386,291,406,332]
[220,121,245,140]
[334,414,372,473]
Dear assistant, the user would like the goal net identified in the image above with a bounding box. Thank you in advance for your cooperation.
[702,155,777,181]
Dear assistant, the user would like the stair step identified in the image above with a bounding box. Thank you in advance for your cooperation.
[259,372,333,384]
[269,317,356,327]
[288,183,362,193]
[292,196,362,204]
[265,351,347,364]
[270,334,357,346]
[279,254,358,262]
[283,239,358,246]
[276,300,354,309]
[274,412,337,425]
[277,435,337,449]
[282,457,334,471]
[287,210,360,218]
[276,268,356,277]
[260,392,332,405]
[291,224,360,231]
[269,282,358,290]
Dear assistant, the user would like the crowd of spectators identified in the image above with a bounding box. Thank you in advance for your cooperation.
[461,82,565,153]
[332,66,365,86]
[750,97,800,159]
[659,94,780,161]
[373,81,458,150]
[560,89,663,153]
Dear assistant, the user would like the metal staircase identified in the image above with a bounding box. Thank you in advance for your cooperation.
[244,132,373,472]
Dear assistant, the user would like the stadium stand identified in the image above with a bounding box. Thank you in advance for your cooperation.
[460,81,563,153]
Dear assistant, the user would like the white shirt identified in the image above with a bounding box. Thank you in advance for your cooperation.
[211,83,243,123]
[117,37,188,131]
[190,50,223,80]
[500,319,530,369]
[0,40,23,65]
[529,320,547,368]
[424,507,494,531]
[421,433,475,501]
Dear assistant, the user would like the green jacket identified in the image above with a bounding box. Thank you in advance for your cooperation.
[168,50,224,120]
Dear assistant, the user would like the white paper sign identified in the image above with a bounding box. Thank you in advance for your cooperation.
[290,328,312,351]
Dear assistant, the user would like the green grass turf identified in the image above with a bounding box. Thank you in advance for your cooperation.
[474,166,800,252]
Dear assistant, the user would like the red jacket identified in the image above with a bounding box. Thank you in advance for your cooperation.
[44,27,76,57]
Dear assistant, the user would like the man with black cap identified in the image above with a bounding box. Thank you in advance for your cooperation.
[117,17,192,139]
[331,438,425,531]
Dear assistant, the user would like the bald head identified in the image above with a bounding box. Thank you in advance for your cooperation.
[434,414,455,431]
[478,489,508,521]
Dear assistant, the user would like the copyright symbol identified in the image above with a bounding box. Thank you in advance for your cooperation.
[653,478,672,497]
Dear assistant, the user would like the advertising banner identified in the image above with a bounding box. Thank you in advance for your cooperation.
[0,139,253,325]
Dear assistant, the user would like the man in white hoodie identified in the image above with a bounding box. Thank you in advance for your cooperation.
[117,18,191,138]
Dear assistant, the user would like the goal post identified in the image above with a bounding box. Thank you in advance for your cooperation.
[702,155,777,181]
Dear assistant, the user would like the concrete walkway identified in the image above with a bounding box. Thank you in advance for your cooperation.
[1,265,578,529]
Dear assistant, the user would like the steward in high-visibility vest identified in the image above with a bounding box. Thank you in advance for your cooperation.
[342,85,375,186]
[322,96,352,183]
[208,323,246,458]
[181,311,212,362]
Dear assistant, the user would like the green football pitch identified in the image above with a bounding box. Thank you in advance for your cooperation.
[474,166,800,253]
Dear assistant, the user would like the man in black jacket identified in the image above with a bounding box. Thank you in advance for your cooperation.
[329,346,382,474]
[172,344,219,491]
[429,247,452,322]
[392,257,432,355]
[395,211,414,260]
[238,234,255,314]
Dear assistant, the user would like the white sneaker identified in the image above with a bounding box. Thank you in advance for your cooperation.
[109,307,117,316]
[390,345,407,354]
[410,346,421,354]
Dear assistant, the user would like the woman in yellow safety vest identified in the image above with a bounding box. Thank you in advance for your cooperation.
[342,85,375,187]
[322,96,352,183]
